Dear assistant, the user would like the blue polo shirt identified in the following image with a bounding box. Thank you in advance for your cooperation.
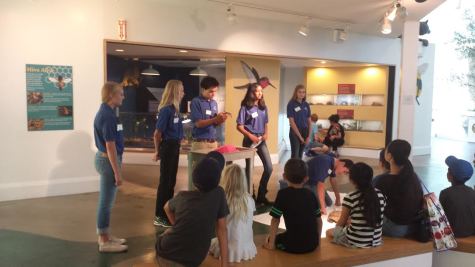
[307,154,335,185]
[156,105,183,140]
[287,99,311,129]
[94,103,124,156]
[190,96,218,139]
[236,105,268,135]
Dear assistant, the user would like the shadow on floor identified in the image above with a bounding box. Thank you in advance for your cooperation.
[0,229,156,267]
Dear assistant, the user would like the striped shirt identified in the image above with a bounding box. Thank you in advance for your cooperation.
[343,189,386,248]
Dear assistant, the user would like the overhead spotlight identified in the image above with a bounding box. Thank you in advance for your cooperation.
[333,29,348,43]
[381,17,392,34]
[179,49,188,53]
[298,18,311,36]
[387,3,398,21]
[227,4,237,23]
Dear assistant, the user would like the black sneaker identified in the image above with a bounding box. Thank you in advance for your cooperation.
[153,216,172,228]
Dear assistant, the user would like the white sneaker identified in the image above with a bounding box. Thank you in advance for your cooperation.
[98,241,128,253]
[98,236,127,245]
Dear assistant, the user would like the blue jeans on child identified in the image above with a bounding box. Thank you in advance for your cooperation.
[382,216,417,237]
[95,152,122,235]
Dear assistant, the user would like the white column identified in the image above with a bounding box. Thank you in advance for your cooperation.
[397,21,420,144]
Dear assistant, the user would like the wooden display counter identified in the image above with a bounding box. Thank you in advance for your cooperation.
[187,147,256,192]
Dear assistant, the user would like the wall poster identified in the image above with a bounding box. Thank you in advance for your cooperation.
[26,64,73,131]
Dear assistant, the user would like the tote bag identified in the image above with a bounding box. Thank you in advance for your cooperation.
[421,182,457,251]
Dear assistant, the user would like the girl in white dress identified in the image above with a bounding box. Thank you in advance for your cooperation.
[210,164,257,263]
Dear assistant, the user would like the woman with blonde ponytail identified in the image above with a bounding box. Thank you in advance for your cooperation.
[152,80,185,227]
[210,164,257,263]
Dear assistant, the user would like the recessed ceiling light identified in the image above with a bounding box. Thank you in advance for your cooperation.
[321,61,327,64]
[179,50,188,53]
[115,49,124,52]
[133,57,139,61]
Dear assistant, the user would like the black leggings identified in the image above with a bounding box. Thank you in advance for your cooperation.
[155,139,180,218]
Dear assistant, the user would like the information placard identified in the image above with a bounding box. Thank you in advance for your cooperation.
[26,64,73,131]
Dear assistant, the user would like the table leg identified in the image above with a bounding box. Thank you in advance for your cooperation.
[187,152,193,190]
[247,154,254,193]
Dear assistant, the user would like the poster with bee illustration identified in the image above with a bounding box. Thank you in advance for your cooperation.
[26,64,73,131]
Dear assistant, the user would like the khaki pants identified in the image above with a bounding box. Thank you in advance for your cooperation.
[191,141,218,151]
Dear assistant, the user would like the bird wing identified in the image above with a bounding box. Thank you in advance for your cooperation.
[234,83,250,90]
[48,77,58,83]
[63,78,72,84]
[240,61,258,83]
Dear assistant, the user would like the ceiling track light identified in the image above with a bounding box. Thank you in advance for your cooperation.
[227,3,237,23]
[381,17,392,35]
[298,18,311,36]
[385,1,408,22]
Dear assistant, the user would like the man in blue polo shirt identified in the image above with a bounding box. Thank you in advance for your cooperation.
[190,76,228,150]
[306,154,353,214]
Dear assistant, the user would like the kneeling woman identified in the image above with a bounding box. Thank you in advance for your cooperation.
[237,83,273,205]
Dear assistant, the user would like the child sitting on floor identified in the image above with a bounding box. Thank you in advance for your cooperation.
[305,113,330,156]
[372,149,390,186]
[210,164,257,263]
[156,151,229,267]
[264,158,323,253]
[327,162,386,248]
[440,155,475,238]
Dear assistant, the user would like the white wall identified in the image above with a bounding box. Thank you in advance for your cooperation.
[0,0,404,201]
[0,0,104,201]
[413,44,436,155]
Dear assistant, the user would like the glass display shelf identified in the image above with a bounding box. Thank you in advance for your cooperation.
[308,94,385,107]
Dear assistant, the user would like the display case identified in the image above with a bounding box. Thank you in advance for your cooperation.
[306,65,389,149]
[308,94,385,107]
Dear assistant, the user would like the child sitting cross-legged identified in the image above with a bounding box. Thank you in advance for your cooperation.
[327,162,387,248]
[156,151,229,267]
[210,164,257,263]
[264,158,323,253]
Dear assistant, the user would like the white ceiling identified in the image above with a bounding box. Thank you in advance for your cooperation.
[206,0,445,37]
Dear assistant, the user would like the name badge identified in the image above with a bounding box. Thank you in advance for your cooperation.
[328,169,332,175]
[205,109,212,115]
[251,112,259,118]
[294,106,301,112]
[173,117,179,124]
[117,124,123,131]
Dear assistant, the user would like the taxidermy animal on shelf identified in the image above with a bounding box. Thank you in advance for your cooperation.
[234,60,276,90]
[416,63,428,105]
[48,75,71,90]
[121,62,141,87]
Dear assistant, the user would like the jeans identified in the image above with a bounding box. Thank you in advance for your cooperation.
[95,152,122,235]
[289,128,308,159]
[155,139,181,219]
[243,137,273,198]
[324,137,344,152]
[382,216,417,237]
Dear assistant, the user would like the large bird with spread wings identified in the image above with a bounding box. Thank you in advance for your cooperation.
[234,60,276,90]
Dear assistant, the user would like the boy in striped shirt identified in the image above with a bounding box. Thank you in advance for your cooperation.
[264,159,323,253]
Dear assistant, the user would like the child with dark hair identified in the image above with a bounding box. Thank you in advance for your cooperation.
[156,151,229,267]
[372,149,390,186]
[327,163,386,248]
[374,139,424,237]
[264,159,322,253]
[440,156,475,237]
[323,114,345,156]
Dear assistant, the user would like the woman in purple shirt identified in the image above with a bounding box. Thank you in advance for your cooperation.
[237,83,273,205]
[287,84,312,159]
